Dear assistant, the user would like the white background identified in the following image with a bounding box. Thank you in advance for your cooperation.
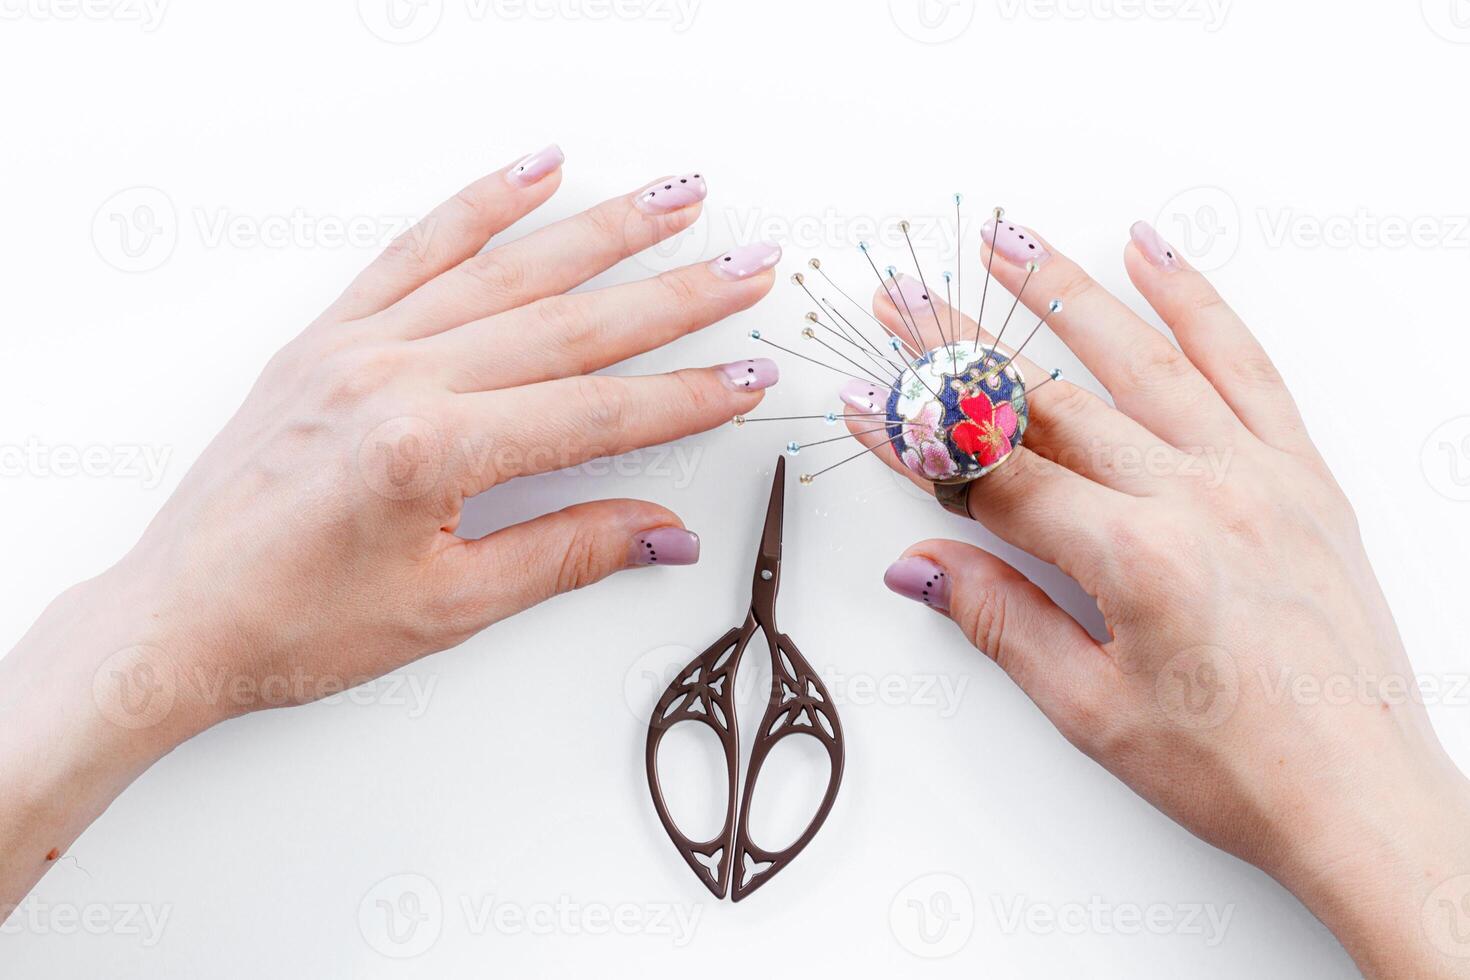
[3,0,1470,976]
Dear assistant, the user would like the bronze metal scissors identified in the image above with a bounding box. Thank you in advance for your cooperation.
[645,457,845,901]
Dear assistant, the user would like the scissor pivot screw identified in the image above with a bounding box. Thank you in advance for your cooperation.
[760,569,773,581]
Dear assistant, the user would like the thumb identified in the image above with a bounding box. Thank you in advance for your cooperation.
[442,498,700,630]
[883,539,1110,742]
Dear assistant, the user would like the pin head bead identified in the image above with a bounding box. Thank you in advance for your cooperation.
[888,337,902,351]
[993,206,1005,220]
[732,415,746,427]
[799,474,814,486]
[805,311,818,322]
[954,193,963,205]
[791,272,804,285]
[808,258,821,270]
[824,411,838,425]
[858,241,869,253]
[1048,299,1063,314]
[786,441,800,456]
[749,329,761,340]
[899,220,910,233]
[1026,261,1039,274]
[885,265,897,278]
[942,270,952,282]
[801,327,815,340]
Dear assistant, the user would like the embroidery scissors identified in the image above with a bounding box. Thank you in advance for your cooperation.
[645,456,845,901]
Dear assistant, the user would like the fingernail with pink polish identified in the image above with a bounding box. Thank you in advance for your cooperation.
[629,527,700,567]
[890,273,934,311]
[981,218,1050,266]
[884,556,950,612]
[718,358,779,392]
[505,144,564,187]
[1129,220,1182,271]
[710,241,782,280]
[635,173,707,214]
[840,379,886,414]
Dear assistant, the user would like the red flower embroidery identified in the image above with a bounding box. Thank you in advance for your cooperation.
[951,391,1018,466]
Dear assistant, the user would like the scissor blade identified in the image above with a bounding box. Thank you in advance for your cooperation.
[760,456,784,564]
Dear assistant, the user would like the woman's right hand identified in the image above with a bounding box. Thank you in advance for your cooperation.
[859,218,1470,979]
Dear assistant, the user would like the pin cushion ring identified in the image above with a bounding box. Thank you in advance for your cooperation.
[887,341,1028,515]
[731,198,1067,502]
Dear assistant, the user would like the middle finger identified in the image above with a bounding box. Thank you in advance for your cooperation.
[979,215,1240,450]
[378,172,709,339]
[419,242,782,391]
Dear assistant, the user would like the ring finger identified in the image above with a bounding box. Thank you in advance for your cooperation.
[851,274,1181,495]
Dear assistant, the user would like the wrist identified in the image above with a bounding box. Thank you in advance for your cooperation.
[0,566,218,904]
[1274,763,1470,978]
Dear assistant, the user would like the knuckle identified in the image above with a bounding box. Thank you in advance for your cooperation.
[1186,288,1232,320]
[417,580,475,642]
[318,345,405,408]
[450,185,494,224]
[961,583,1010,663]
[554,525,606,595]
[581,203,627,248]
[673,370,717,417]
[382,225,434,270]
[1054,684,1112,758]
[463,253,528,298]
[529,297,580,346]
[1053,267,1100,307]
[1231,351,1284,389]
[658,270,704,310]
[1123,333,1194,391]
[573,375,627,433]
[1042,382,1100,428]
[1102,514,1198,597]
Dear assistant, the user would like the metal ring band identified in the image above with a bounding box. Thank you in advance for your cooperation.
[933,480,971,519]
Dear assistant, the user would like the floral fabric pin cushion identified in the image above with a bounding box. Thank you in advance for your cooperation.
[885,341,1029,484]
